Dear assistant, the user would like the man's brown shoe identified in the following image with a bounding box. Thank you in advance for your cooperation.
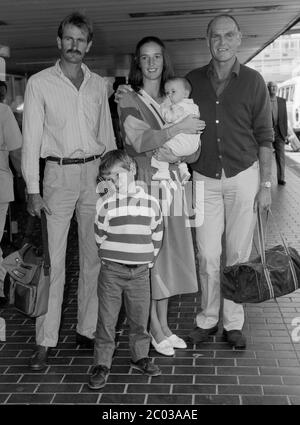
[188,325,218,343]
[223,330,246,349]
[29,345,49,371]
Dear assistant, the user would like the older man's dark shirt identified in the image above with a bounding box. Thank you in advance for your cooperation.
[186,59,273,179]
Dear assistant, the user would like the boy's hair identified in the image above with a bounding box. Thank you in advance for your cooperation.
[165,77,192,96]
[97,149,136,180]
[57,12,93,42]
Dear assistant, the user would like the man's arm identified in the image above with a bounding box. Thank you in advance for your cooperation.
[22,77,51,217]
[254,145,273,212]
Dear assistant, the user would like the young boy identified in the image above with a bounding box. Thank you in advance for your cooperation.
[88,150,163,390]
[151,77,201,184]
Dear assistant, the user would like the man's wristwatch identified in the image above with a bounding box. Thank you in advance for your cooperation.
[260,181,272,189]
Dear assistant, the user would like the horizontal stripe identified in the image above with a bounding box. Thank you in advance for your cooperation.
[100,250,154,263]
[101,241,154,253]
[103,233,154,244]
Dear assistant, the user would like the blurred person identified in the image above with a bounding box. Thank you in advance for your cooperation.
[22,12,116,371]
[0,103,22,303]
[267,81,288,185]
[0,81,7,103]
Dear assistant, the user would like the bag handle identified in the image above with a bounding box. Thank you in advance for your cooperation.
[257,208,298,295]
[20,210,50,276]
[40,210,50,276]
[266,210,298,292]
[256,209,274,298]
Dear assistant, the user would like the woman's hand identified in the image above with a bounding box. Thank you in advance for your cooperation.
[170,114,206,137]
[114,84,132,103]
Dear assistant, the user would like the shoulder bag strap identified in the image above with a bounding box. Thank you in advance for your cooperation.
[40,210,51,276]
[257,209,275,299]
[266,210,298,292]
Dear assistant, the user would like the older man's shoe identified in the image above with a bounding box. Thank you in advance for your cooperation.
[223,329,246,349]
[278,180,286,185]
[188,325,218,343]
[29,345,49,371]
[75,332,94,349]
[88,365,109,390]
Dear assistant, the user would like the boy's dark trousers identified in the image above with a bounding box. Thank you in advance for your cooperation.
[94,260,151,368]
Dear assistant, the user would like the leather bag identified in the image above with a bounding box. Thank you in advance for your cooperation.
[222,210,300,303]
[2,211,50,317]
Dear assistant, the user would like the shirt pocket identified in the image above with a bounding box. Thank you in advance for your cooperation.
[82,95,101,132]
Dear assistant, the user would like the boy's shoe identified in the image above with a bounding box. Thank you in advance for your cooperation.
[131,357,161,376]
[88,365,109,390]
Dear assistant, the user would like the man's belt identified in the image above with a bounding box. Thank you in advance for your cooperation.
[46,155,101,165]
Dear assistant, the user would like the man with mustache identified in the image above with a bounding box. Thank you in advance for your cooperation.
[22,12,116,370]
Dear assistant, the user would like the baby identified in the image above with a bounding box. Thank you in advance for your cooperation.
[151,77,201,184]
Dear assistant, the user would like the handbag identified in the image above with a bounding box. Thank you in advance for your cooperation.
[221,209,300,303]
[2,211,50,317]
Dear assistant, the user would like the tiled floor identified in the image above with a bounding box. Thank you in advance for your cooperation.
[1,154,300,405]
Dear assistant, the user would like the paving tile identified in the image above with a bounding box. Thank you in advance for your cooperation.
[238,376,282,385]
[6,393,54,404]
[0,375,21,383]
[36,383,82,393]
[260,367,300,376]
[263,385,300,396]
[100,394,146,404]
[194,395,240,405]
[282,376,300,385]
[20,374,64,383]
[149,375,193,384]
[127,384,170,394]
[81,384,125,393]
[174,366,215,375]
[218,385,262,395]
[242,395,289,405]
[52,393,99,404]
[147,394,192,404]
[217,367,259,376]
[0,383,37,393]
[195,375,237,385]
[173,384,216,394]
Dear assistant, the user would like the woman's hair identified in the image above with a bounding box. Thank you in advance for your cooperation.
[57,12,93,42]
[128,36,174,97]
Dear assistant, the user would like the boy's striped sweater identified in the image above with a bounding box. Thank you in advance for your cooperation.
[95,186,163,264]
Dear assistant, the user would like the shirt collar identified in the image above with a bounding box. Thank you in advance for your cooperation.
[207,58,240,78]
[54,60,91,81]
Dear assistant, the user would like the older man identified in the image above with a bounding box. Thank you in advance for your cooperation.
[22,12,116,370]
[267,81,288,185]
[187,15,273,349]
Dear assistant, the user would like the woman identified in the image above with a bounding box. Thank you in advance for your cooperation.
[118,36,205,356]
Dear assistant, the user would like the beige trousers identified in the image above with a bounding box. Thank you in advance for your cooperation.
[36,159,101,347]
[193,162,260,331]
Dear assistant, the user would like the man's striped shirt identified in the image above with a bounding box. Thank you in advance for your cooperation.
[95,186,163,264]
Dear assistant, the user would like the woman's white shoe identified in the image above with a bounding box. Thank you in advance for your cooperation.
[150,335,175,356]
[166,334,187,349]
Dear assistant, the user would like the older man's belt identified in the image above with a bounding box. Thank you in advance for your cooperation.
[46,155,101,165]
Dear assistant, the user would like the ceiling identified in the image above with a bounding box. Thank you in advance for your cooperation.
[1,0,300,77]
